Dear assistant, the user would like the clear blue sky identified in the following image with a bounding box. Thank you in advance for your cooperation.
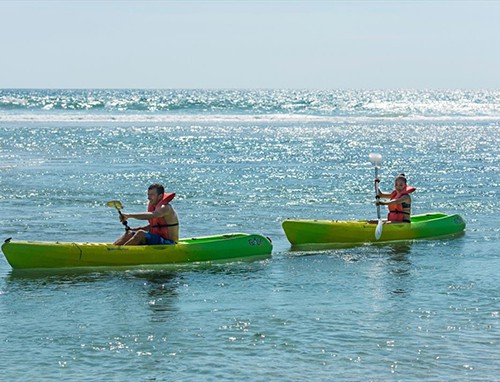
[1,0,498,89]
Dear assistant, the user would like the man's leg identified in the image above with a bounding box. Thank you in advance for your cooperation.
[124,230,147,246]
[113,230,134,245]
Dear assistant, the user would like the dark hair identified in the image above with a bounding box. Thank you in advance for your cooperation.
[148,183,165,195]
[395,174,407,183]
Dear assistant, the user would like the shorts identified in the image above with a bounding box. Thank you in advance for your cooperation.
[145,232,176,245]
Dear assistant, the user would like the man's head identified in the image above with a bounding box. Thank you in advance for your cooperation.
[148,183,165,206]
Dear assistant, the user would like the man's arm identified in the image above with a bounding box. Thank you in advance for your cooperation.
[121,204,171,221]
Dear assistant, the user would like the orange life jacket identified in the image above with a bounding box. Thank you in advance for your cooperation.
[387,185,416,223]
[148,192,176,239]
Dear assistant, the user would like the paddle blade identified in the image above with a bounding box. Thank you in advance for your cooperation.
[369,153,382,167]
[375,219,383,240]
[106,200,123,210]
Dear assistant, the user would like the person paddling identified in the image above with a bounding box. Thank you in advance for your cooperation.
[113,183,179,245]
[375,174,416,223]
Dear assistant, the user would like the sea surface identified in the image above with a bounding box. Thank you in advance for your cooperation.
[0,89,498,381]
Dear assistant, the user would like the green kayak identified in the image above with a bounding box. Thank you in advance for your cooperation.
[1,233,272,269]
[282,212,465,246]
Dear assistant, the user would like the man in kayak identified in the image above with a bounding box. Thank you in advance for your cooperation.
[375,174,416,223]
[113,183,179,245]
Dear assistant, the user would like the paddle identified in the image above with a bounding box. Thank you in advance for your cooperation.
[369,153,383,240]
[106,200,131,231]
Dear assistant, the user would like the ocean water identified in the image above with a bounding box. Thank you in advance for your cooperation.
[0,89,498,381]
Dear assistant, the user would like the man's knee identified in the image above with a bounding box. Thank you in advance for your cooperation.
[134,230,146,238]
[132,230,147,244]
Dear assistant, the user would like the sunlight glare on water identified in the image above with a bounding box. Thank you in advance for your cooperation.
[0,89,498,381]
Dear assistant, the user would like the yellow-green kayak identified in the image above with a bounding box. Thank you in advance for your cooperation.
[282,212,465,246]
[1,233,272,269]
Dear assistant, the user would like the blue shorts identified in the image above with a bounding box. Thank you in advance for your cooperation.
[145,232,176,245]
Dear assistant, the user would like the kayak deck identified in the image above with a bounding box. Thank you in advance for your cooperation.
[282,212,466,246]
[1,233,273,269]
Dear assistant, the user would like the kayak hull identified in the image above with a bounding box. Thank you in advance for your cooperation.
[1,233,272,269]
[282,213,466,246]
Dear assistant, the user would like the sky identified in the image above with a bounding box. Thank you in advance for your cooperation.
[0,0,499,89]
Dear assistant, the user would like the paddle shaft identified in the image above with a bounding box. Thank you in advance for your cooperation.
[375,167,381,220]
[369,153,384,240]
[117,208,131,231]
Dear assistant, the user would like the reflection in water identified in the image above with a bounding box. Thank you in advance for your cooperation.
[286,241,413,261]
[3,267,182,323]
[385,244,412,296]
[388,243,411,257]
[387,244,412,275]
[287,242,365,252]
[130,270,180,322]
[284,240,416,296]
[5,268,112,289]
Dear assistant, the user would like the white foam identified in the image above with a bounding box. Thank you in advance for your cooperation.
[1,112,499,124]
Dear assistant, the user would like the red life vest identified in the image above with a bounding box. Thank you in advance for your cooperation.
[148,192,176,239]
[387,185,416,223]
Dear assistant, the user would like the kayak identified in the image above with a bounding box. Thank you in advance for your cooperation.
[282,212,466,246]
[1,233,272,269]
